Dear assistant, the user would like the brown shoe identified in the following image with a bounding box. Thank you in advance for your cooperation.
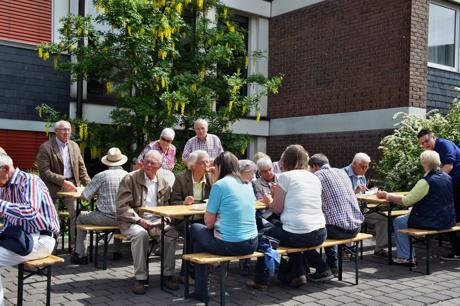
[164,276,180,290]
[289,275,307,288]
[246,280,268,291]
[132,280,146,295]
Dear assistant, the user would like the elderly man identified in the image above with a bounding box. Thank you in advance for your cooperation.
[308,154,364,281]
[417,129,460,260]
[117,150,179,294]
[137,128,176,171]
[343,153,388,257]
[71,148,128,264]
[36,120,91,251]
[171,150,212,205]
[182,118,223,166]
[0,153,60,304]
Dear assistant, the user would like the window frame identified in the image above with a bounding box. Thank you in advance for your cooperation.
[428,0,460,72]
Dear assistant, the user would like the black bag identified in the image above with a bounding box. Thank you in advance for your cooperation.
[0,225,34,256]
[277,257,295,285]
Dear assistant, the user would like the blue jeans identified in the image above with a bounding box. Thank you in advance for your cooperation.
[254,225,326,285]
[393,214,414,259]
[190,223,258,296]
[306,224,360,273]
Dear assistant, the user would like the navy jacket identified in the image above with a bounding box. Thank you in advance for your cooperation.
[408,169,456,230]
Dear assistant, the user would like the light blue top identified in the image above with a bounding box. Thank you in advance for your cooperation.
[343,164,366,192]
[206,175,258,242]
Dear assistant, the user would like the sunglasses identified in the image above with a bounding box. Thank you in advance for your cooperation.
[160,137,172,143]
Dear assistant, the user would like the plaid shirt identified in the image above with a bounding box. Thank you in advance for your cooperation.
[315,165,364,230]
[82,166,128,217]
[182,133,223,161]
[138,140,176,170]
[0,168,60,234]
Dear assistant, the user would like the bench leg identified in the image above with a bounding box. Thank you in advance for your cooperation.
[338,244,343,281]
[426,236,432,275]
[354,242,358,285]
[103,232,109,270]
[46,266,52,306]
[94,231,99,268]
[220,264,226,306]
[17,263,24,306]
[61,220,65,252]
[409,236,413,272]
[89,230,94,262]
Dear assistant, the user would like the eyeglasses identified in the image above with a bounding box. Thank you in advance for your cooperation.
[160,137,172,143]
[56,128,71,132]
[143,160,160,166]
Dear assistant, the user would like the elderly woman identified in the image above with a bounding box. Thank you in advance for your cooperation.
[137,128,176,170]
[377,150,456,265]
[239,159,257,182]
[171,150,212,205]
[189,152,258,303]
[247,144,326,289]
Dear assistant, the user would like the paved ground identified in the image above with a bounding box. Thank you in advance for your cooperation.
[4,238,460,306]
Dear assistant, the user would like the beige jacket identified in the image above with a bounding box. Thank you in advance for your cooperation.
[36,136,91,200]
[116,168,171,230]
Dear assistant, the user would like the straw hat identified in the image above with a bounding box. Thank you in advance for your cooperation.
[101,147,128,167]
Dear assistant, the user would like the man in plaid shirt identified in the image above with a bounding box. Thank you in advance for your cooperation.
[71,148,128,264]
[182,118,223,166]
[305,153,364,282]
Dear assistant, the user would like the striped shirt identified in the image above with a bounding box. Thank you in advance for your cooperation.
[82,166,128,217]
[182,134,223,161]
[315,165,364,230]
[137,140,176,170]
[0,168,60,234]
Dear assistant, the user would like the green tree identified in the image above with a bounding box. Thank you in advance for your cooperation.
[377,95,460,191]
[37,0,282,161]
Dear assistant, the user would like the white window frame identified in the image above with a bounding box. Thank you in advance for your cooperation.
[428,0,460,72]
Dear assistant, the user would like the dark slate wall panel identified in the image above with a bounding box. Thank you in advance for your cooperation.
[427,67,460,114]
[0,45,69,121]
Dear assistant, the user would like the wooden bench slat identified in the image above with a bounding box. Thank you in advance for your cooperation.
[182,233,373,264]
[23,255,64,269]
[381,210,410,217]
[399,223,460,237]
[58,212,69,218]
[77,225,120,231]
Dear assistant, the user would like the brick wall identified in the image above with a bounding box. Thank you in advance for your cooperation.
[268,0,428,118]
[0,45,69,121]
[267,129,392,177]
[427,67,460,113]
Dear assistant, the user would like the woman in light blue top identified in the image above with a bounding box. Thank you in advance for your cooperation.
[189,151,258,303]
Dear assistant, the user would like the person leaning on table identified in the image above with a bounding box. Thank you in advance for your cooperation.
[377,150,456,265]
[136,127,176,171]
[188,151,258,303]
[116,150,180,294]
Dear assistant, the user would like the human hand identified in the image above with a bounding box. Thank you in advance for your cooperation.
[261,193,273,208]
[183,196,194,205]
[270,183,279,197]
[137,218,155,231]
[62,180,77,192]
[376,190,388,199]
[355,184,366,194]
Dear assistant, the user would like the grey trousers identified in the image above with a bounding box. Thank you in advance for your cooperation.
[54,196,77,249]
[366,212,388,252]
[121,222,178,281]
[75,210,121,257]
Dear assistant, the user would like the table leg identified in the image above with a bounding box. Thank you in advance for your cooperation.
[160,216,165,291]
[388,203,393,265]
[184,217,190,298]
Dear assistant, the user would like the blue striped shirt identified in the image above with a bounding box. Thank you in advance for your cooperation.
[0,168,60,234]
[315,165,364,230]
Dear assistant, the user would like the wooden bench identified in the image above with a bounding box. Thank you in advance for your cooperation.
[76,225,120,270]
[183,233,373,305]
[58,211,70,252]
[17,254,64,306]
[399,223,460,275]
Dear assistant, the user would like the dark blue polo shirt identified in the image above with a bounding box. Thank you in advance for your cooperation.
[435,138,460,180]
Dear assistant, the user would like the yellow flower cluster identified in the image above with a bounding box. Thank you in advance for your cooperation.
[37,48,50,61]
[79,123,89,141]
[106,81,113,94]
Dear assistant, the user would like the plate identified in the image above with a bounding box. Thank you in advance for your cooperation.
[191,203,207,210]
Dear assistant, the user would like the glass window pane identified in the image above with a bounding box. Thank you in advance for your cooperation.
[428,3,456,67]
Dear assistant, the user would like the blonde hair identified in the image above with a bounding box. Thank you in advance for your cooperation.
[420,150,441,170]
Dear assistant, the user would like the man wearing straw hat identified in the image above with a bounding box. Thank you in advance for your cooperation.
[71,147,128,264]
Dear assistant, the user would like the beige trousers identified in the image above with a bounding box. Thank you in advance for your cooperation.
[366,212,388,252]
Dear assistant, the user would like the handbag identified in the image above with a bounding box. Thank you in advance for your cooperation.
[0,225,34,256]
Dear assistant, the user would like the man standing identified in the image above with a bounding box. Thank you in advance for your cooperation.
[0,152,60,304]
[36,120,91,251]
[117,150,179,294]
[72,147,128,264]
[417,129,460,260]
[308,154,363,281]
[182,118,223,166]
[343,152,388,257]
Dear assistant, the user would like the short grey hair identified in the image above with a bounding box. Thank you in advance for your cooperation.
[144,150,163,163]
[420,150,441,170]
[308,153,329,168]
[352,152,371,164]
[160,128,175,140]
[188,150,209,170]
[256,156,273,171]
[194,118,208,129]
[239,159,257,174]
[0,153,13,167]
[54,120,71,130]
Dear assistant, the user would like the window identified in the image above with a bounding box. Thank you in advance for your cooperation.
[428,2,459,71]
